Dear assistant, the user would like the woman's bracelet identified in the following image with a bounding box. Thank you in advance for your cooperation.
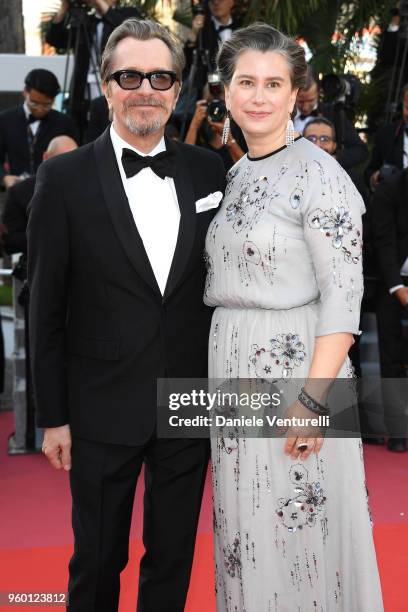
[298,387,329,415]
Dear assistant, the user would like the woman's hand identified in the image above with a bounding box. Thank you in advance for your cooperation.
[281,399,325,460]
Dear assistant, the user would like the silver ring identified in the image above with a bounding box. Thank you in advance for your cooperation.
[297,443,309,451]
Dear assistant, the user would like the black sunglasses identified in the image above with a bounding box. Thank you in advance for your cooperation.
[107,70,178,91]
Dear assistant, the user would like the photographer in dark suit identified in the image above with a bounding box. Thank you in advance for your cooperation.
[294,71,368,171]
[184,0,239,91]
[46,0,140,138]
[28,19,225,611]
[370,168,408,452]
[364,83,408,190]
[0,69,77,189]
[184,77,245,171]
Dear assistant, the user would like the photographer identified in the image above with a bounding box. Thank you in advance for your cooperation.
[184,0,239,96]
[46,0,140,138]
[370,168,408,452]
[0,69,78,189]
[184,80,245,171]
[364,83,408,190]
[294,71,368,170]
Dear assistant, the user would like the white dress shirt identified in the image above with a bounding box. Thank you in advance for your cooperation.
[293,107,318,134]
[23,102,40,136]
[110,125,180,295]
[211,16,233,43]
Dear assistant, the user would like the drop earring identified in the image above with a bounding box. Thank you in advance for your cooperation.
[285,117,295,147]
[222,111,231,145]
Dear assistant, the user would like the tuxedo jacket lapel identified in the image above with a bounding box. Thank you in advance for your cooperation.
[163,137,197,300]
[93,128,161,296]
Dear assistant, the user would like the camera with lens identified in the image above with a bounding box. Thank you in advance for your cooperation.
[68,0,90,10]
[378,162,399,182]
[207,99,226,122]
[207,72,226,122]
[321,73,361,111]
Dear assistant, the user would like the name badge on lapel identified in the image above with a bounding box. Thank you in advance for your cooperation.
[195,191,223,213]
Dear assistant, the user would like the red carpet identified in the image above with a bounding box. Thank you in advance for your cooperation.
[1,410,407,611]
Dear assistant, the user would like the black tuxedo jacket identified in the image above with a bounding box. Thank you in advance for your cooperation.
[2,175,35,254]
[370,169,408,290]
[28,129,226,445]
[364,121,405,185]
[0,106,78,181]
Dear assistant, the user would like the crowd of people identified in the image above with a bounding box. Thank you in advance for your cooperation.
[0,0,407,454]
[0,2,406,610]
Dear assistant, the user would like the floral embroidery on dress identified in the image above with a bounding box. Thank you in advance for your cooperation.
[224,534,242,578]
[308,206,362,264]
[226,175,276,233]
[276,465,327,533]
[250,334,306,379]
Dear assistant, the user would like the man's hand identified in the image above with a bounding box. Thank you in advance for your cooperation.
[395,286,408,308]
[42,424,72,470]
[207,117,224,136]
[3,175,21,189]
[370,170,380,191]
[191,99,208,129]
[187,14,205,44]
[53,0,70,23]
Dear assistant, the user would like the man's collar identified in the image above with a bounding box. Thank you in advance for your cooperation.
[110,124,166,161]
[211,15,233,30]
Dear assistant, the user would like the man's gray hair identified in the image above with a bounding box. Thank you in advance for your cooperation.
[100,19,185,83]
[217,22,307,89]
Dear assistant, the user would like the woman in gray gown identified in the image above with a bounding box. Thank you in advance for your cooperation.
[204,23,383,611]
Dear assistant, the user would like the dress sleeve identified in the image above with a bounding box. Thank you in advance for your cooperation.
[302,156,365,336]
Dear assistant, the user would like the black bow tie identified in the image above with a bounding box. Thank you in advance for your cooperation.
[217,24,232,33]
[299,109,319,121]
[405,124,408,136]
[121,148,176,180]
[27,114,38,124]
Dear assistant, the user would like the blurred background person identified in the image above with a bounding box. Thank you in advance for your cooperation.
[184,0,238,94]
[2,135,78,454]
[294,68,368,170]
[176,0,239,131]
[0,69,77,190]
[365,83,408,191]
[2,135,78,256]
[45,0,140,140]
[370,167,408,453]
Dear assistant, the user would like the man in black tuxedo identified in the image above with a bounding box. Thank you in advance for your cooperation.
[0,69,78,189]
[3,136,78,255]
[46,0,140,139]
[370,168,408,452]
[365,83,408,190]
[294,72,368,170]
[179,0,239,121]
[28,19,225,612]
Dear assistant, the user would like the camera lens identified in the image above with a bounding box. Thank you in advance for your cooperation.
[207,99,226,122]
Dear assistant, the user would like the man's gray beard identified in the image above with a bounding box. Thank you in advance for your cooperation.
[123,111,164,136]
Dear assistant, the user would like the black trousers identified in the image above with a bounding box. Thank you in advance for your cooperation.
[376,283,408,437]
[67,435,209,612]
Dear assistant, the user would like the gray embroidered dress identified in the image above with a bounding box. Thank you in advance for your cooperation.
[204,137,383,611]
